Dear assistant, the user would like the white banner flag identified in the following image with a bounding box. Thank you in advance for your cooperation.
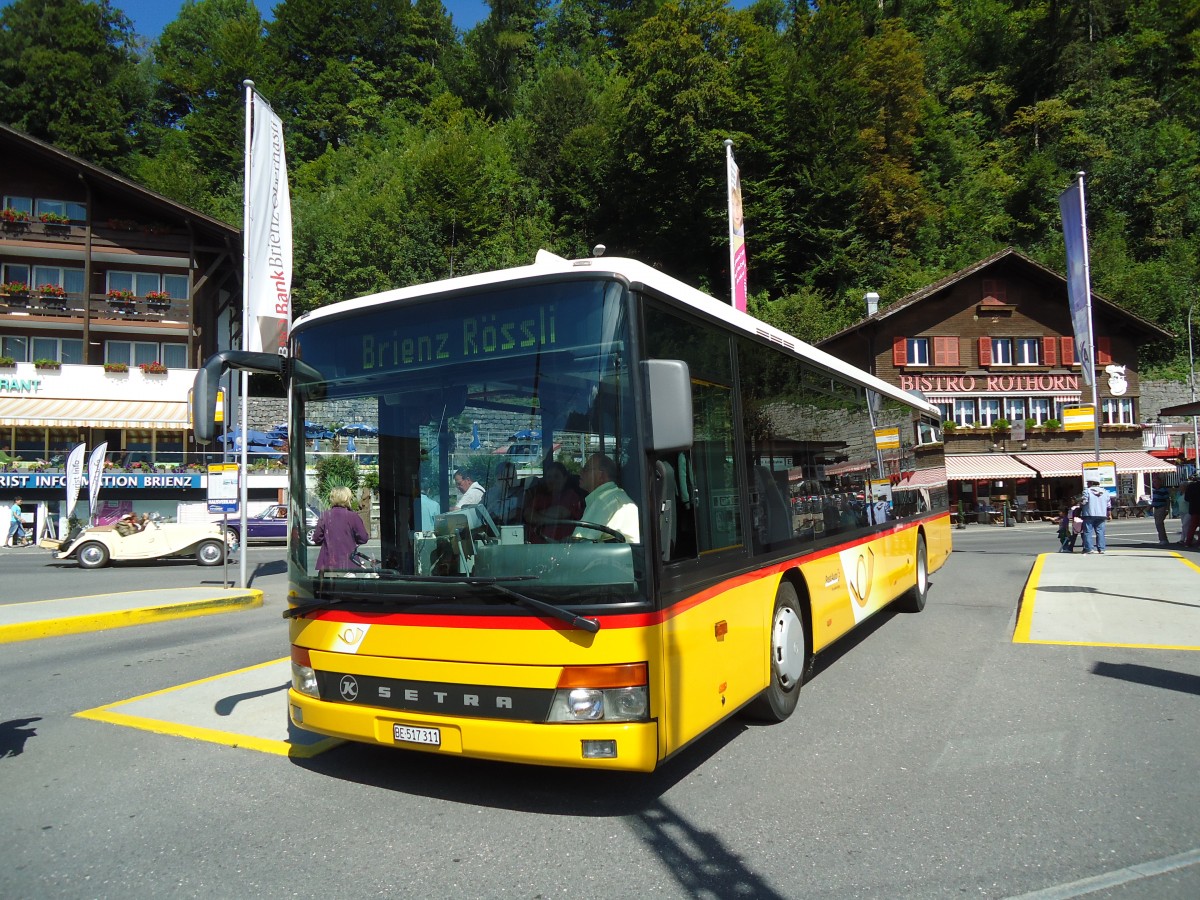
[725,140,748,313]
[246,90,292,353]
[64,443,86,516]
[87,442,108,521]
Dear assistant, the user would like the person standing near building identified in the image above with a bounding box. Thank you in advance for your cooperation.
[1181,476,1200,547]
[1079,480,1112,554]
[1149,480,1172,545]
[312,486,369,570]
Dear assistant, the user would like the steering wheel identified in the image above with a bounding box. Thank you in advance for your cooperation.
[536,519,628,544]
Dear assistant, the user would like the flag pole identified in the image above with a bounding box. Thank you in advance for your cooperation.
[239,79,254,589]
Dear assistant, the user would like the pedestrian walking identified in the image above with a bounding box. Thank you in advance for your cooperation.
[6,495,28,547]
[312,486,369,570]
[1149,480,1172,545]
[1079,480,1112,554]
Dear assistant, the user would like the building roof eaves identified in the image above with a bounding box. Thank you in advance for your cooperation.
[0,123,239,240]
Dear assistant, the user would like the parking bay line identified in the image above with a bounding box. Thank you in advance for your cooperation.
[75,657,341,758]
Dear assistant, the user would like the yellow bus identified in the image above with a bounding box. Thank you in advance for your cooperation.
[194,251,950,771]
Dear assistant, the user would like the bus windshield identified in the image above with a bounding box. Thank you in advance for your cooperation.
[288,277,649,611]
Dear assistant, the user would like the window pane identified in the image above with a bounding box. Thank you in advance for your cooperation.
[108,271,133,292]
[1016,338,1039,365]
[133,342,158,365]
[35,199,66,217]
[163,274,188,298]
[979,398,1001,424]
[991,339,1012,365]
[32,338,58,360]
[1031,398,1051,423]
[61,339,83,364]
[65,201,86,221]
[2,336,29,360]
[162,343,187,368]
[2,263,30,285]
[1005,398,1026,421]
[134,272,161,296]
[907,338,929,365]
[954,399,975,426]
[106,341,131,365]
[63,269,85,293]
[4,196,33,214]
[33,266,61,287]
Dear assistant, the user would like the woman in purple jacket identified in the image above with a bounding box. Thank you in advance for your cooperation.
[312,486,369,569]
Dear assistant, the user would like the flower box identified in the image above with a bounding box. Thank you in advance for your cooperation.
[107,289,135,302]
[103,362,129,373]
[144,290,171,303]
[139,361,168,374]
[0,356,15,367]
[38,212,71,225]
[33,359,62,370]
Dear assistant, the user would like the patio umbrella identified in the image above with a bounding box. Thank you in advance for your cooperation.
[339,423,378,436]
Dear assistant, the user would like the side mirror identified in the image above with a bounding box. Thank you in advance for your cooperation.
[642,359,693,453]
[191,350,285,443]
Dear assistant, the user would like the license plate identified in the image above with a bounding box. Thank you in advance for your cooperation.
[393,724,440,746]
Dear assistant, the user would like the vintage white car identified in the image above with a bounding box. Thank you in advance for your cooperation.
[48,520,232,569]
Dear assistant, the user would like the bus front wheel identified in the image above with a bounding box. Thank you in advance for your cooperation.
[743,581,807,722]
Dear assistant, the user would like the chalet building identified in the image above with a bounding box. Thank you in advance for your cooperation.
[817,248,1176,517]
[0,124,250,518]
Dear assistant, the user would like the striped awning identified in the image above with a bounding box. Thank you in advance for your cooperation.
[0,397,189,428]
[945,454,1037,481]
[895,466,948,488]
[824,459,872,476]
[1014,450,1177,478]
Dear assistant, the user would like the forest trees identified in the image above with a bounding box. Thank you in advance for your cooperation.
[2,0,1199,368]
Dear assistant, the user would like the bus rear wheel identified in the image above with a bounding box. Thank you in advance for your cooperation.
[897,534,928,613]
[743,581,807,722]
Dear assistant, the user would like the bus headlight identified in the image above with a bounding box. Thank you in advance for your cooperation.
[546,664,649,723]
[290,646,319,698]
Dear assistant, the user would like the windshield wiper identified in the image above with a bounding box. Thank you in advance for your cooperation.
[281,575,602,632]
[485,583,601,633]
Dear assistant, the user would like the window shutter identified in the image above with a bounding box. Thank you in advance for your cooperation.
[978,337,992,367]
[1042,336,1057,367]
[893,336,907,366]
[933,336,959,366]
[1061,337,1075,365]
[1097,336,1112,365]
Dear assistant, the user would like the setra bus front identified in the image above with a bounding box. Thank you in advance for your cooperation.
[278,263,691,771]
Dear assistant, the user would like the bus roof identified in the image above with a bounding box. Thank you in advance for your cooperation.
[294,251,939,418]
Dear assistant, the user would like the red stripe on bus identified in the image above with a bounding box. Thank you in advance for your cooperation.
[300,514,947,630]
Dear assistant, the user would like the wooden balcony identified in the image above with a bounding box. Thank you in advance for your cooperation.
[0,291,189,327]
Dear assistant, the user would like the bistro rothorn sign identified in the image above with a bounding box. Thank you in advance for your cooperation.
[899,374,1081,394]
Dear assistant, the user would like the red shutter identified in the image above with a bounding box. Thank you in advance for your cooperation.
[1061,337,1075,365]
[1096,336,1112,365]
[1042,336,1057,367]
[893,336,907,366]
[978,337,992,367]
[933,336,959,366]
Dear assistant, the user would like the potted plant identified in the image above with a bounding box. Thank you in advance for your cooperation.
[33,358,62,370]
[991,418,1011,433]
[941,421,958,432]
[103,362,129,373]
[139,361,168,374]
[1024,418,1039,431]
[38,283,67,308]
[1,280,31,305]
[0,356,15,367]
[1,208,31,229]
[1044,418,1062,431]
[145,290,171,311]
[38,211,71,224]
[106,288,135,314]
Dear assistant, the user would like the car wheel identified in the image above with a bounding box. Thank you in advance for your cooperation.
[305,527,316,545]
[223,526,240,546]
[742,580,807,723]
[196,539,224,566]
[77,541,110,570]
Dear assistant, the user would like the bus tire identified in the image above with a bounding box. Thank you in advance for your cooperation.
[897,533,928,613]
[743,581,806,722]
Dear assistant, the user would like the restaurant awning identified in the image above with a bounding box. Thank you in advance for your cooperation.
[895,466,948,488]
[1159,401,1200,417]
[945,454,1037,481]
[1013,450,1177,477]
[0,397,189,428]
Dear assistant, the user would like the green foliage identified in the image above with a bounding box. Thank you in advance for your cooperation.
[314,453,360,506]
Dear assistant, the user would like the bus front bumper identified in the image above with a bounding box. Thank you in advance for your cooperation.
[289,689,661,772]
